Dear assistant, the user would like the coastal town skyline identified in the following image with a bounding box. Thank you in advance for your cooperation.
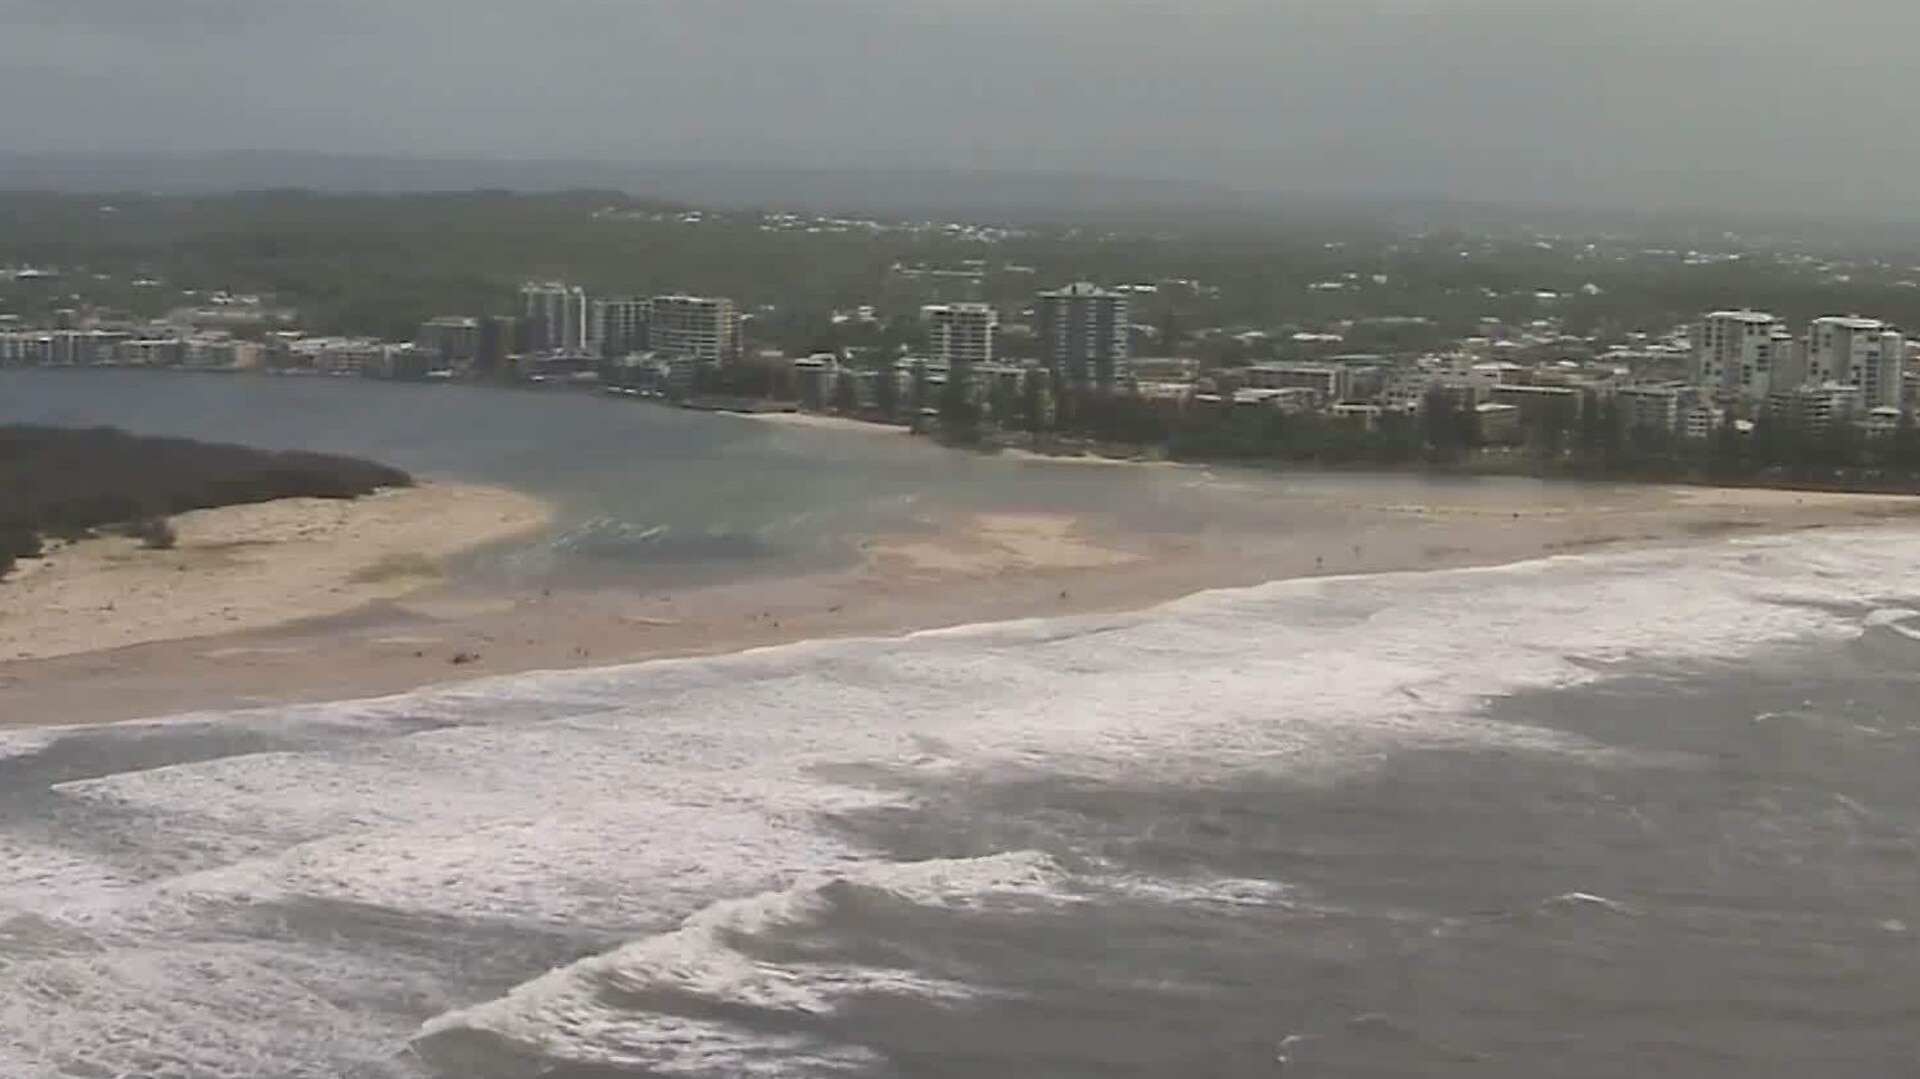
[6,186,1920,487]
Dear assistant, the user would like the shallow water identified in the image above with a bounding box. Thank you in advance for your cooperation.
[3,518,1918,1077]
[0,368,1595,590]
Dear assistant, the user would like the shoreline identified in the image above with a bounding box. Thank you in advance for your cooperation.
[726,409,911,435]
[4,480,1917,731]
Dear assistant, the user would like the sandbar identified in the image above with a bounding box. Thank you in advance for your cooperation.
[0,482,554,663]
[3,478,1917,729]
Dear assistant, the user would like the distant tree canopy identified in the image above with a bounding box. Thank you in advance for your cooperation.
[1042,387,1920,493]
[0,426,411,579]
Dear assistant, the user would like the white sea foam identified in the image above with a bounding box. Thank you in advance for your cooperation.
[5,528,1919,1077]
[0,938,430,1079]
[1098,872,1296,909]
[0,729,55,762]
[1863,607,1920,640]
[416,852,1065,1074]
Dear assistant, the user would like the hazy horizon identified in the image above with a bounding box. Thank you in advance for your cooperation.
[7,1,1920,219]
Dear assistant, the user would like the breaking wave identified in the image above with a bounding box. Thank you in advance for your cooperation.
[2,527,1918,1076]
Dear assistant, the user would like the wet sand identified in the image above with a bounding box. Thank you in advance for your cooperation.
[4,480,1917,730]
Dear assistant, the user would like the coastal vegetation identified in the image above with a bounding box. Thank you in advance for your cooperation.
[0,426,411,579]
[806,373,1920,492]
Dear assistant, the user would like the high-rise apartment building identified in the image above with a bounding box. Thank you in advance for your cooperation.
[475,315,519,376]
[1037,283,1130,390]
[1805,316,1905,409]
[1692,310,1793,402]
[519,282,590,354]
[594,297,653,358]
[648,295,738,363]
[922,303,998,369]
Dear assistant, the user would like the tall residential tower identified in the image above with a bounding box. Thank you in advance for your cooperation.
[519,283,590,354]
[1805,316,1905,409]
[1037,283,1130,390]
[1692,310,1793,402]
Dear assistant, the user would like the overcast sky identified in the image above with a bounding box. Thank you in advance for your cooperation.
[5,0,1919,215]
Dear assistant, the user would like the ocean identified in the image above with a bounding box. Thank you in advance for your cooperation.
[2,372,1918,1077]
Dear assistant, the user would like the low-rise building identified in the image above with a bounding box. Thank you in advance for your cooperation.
[418,316,480,366]
[1682,406,1722,441]
[1233,387,1320,411]
[1386,370,1496,412]
[1767,382,1863,430]
[1330,403,1387,429]
[1243,360,1384,403]
[1864,406,1906,437]
[1488,382,1583,424]
[1615,382,1692,434]
[1475,402,1525,445]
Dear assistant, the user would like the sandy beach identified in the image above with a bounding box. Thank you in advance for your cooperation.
[5,474,1919,730]
[0,482,553,664]
[729,410,911,434]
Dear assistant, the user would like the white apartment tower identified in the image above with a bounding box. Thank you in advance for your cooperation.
[649,295,738,363]
[1692,310,1793,402]
[922,303,999,369]
[519,282,590,354]
[1804,316,1905,409]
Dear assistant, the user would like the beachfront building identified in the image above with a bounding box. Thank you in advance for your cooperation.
[648,295,738,364]
[519,282,591,353]
[922,303,998,370]
[1243,363,1350,403]
[594,297,653,358]
[1037,282,1130,392]
[1692,310,1792,403]
[417,316,480,366]
[1767,382,1864,430]
[1804,316,1905,409]
[1488,382,1584,426]
[1615,382,1692,435]
[474,316,519,376]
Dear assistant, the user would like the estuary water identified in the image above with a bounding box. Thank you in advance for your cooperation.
[1,370,1917,1078]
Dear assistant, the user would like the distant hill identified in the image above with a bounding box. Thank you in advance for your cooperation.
[0,152,1274,225]
[7,152,1913,245]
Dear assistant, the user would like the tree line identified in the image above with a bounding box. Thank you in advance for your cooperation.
[0,426,412,579]
[786,364,1920,490]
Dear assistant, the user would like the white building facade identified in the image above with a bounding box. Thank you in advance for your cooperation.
[1693,310,1793,402]
[594,297,653,358]
[519,283,591,354]
[922,303,999,369]
[648,295,738,364]
[1804,316,1905,409]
